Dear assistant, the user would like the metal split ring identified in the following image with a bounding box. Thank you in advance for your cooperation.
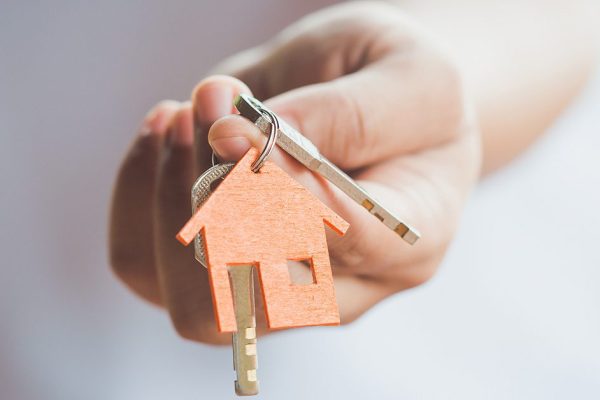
[250,108,279,172]
[210,107,280,172]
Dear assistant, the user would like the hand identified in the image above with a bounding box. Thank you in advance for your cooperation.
[109,2,481,344]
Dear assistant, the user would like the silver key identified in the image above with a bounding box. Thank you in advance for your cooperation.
[229,265,259,396]
[234,94,420,245]
[191,163,234,266]
[190,164,259,396]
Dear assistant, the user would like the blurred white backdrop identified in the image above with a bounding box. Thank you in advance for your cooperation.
[1,1,599,399]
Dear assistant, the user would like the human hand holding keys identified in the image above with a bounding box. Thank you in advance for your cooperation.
[110,1,480,394]
[176,93,419,395]
[235,94,420,244]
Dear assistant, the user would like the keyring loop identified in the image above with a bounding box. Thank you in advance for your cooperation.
[250,108,279,172]
[211,107,279,172]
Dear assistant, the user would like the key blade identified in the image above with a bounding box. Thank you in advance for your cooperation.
[234,94,420,245]
[317,158,420,245]
[229,265,259,396]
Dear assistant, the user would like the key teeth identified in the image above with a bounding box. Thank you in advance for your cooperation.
[247,370,257,382]
[393,223,420,245]
[235,380,259,396]
[403,230,420,245]
[245,344,257,356]
[236,94,423,245]
[245,327,256,340]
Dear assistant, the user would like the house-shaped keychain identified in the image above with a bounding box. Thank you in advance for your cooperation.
[177,148,349,332]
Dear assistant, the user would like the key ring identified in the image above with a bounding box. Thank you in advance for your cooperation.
[250,108,279,172]
[211,107,279,172]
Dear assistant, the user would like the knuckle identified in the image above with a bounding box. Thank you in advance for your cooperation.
[143,100,181,134]
[395,47,467,145]
[191,75,251,108]
[334,1,398,22]
[170,311,227,345]
[441,57,464,107]
[171,314,200,341]
[152,100,181,116]
[339,312,361,326]
[290,2,401,51]
[109,245,150,283]
[428,51,467,138]
[402,267,437,289]
[325,85,369,169]
[172,105,194,130]
[399,253,445,290]
[109,247,162,304]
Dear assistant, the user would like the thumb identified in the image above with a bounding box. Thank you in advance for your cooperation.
[206,114,409,270]
[191,75,252,173]
[262,58,463,170]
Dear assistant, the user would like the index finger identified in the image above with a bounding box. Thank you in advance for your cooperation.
[214,4,465,169]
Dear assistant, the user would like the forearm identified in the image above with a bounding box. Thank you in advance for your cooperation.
[398,0,599,174]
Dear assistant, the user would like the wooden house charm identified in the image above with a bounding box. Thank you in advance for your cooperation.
[177,148,349,332]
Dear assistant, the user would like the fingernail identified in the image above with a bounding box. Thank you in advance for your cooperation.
[195,84,234,126]
[140,109,159,136]
[166,108,194,147]
[142,101,179,135]
[210,136,251,161]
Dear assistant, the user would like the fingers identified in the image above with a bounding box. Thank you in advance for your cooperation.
[153,104,228,344]
[205,114,401,325]
[207,108,480,280]
[113,0,479,340]
[109,100,180,305]
[114,77,253,344]
[334,254,444,324]
[191,75,251,174]
[205,114,398,272]
[213,2,399,98]
[265,54,464,170]
[354,121,481,279]
[214,2,464,169]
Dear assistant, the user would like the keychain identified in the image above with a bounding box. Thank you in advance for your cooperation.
[176,95,420,396]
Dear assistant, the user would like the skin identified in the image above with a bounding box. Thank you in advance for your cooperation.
[398,0,599,173]
[109,2,598,344]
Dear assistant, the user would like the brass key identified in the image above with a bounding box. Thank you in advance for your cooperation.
[234,94,420,245]
[229,265,259,396]
[190,164,259,396]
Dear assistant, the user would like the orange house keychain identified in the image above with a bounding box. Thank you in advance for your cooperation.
[177,95,420,396]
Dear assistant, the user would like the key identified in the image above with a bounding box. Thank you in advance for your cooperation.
[229,265,259,396]
[191,162,234,265]
[234,94,420,245]
[190,164,259,396]
[178,147,352,395]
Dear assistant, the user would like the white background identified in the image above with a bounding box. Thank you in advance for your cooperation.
[1,1,599,399]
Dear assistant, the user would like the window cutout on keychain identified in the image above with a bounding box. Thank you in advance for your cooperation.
[287,259,316,286]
